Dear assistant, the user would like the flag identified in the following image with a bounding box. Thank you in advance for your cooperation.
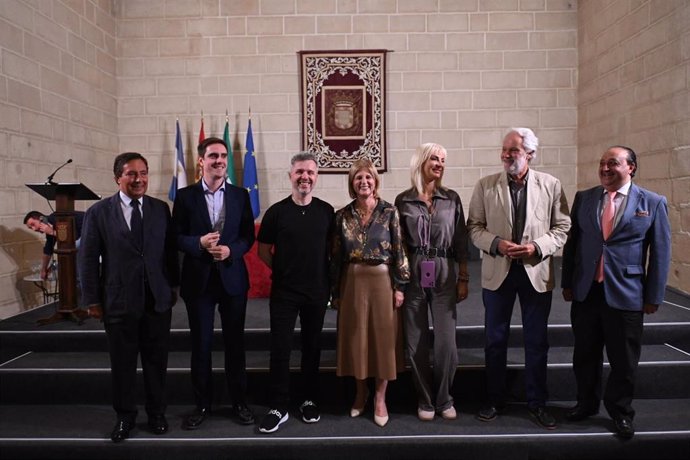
[223,114,237,185]
[196,114,205,181]
[168,119,187,202]
[198,115,205,144]
[243,116,260,219]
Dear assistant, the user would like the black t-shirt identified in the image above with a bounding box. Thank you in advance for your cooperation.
[44,211,85,256]
[257,196,334,305]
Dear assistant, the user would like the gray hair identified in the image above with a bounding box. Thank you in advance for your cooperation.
[508,127,539,160]
[290,152,318,168]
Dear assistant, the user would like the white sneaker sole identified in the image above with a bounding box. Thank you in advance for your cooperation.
[259,412,289,433]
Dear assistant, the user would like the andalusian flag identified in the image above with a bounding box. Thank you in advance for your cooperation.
[223,111,237,185]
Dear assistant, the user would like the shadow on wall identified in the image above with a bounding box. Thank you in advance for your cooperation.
[0,226,47,319]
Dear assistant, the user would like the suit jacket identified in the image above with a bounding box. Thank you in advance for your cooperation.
[172,181,255,300]
[561,183,671,310]
[467,169,571,292]
[79,193,179,319]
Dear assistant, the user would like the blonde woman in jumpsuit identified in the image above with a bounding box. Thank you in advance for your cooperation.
[394,143,469,421]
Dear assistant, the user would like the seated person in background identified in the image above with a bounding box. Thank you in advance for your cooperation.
[24,210,85,280]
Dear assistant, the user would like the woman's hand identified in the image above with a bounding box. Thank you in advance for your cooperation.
[394,290,404,309]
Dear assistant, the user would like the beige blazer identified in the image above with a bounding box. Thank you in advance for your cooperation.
[467,169,571,292]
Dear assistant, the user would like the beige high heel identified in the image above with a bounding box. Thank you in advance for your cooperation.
[350,390,369,418]
[374,401,389,427]
[374,413,389,427]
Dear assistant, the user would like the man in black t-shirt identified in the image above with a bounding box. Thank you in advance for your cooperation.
[256,152,334,433]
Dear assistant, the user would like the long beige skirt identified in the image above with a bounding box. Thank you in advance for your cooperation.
[336,263,404,380]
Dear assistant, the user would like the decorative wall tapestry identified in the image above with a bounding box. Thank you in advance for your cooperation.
[299,50,388,173]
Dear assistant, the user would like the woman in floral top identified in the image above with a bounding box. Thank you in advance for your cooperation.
[331,159,410,427]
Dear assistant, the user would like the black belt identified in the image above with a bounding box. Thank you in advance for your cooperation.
[414,247,454,258]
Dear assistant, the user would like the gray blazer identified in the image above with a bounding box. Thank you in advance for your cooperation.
[79,193,179,319]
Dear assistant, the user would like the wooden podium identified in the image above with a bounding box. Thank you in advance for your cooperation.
[26,183,100,325]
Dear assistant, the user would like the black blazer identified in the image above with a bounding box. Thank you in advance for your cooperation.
[79,193,179,318]
[172,181,255,300]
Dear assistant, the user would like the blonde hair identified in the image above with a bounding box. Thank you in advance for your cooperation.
[347,158,380,199]
[410,143,446,195]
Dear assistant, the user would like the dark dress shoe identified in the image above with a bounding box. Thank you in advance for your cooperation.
[614,417,635,439]
[183,407,209,430]
[148,414,169,435]
[476,404,505,422]
[566,405,598,422]
[233,403,255,425]
[529,406,557,430]
[110,420,134,443]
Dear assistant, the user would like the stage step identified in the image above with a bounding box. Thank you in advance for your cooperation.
[1,260,689,460]
[2,319,689,355]
[1,400,689,460]
[2,345,689,405]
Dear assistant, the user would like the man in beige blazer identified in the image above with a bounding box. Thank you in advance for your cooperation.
[467,127,570,429]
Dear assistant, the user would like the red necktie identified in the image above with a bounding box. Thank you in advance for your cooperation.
[595,191,617,282]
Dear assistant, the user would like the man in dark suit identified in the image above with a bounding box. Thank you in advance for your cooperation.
[173,137,256,429]
[79,152,179,442]
[562,145,671,439]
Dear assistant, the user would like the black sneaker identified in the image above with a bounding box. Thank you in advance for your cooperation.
[258,409,288,433]
[300,400,320,423]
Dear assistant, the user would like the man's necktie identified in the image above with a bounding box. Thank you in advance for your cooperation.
[595,191,617,282]
[131,198,143,249]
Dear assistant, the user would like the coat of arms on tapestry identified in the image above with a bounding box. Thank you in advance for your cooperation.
[299,50,388,173]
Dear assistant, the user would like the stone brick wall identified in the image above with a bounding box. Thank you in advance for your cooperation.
[578,0,689,294]
[0,0,117,317]
[114,0,578,225]
[1,0,684,318]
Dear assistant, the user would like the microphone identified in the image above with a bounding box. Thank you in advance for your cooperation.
[46,159,73,184]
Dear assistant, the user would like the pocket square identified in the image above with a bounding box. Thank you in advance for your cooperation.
[635,210,649,217]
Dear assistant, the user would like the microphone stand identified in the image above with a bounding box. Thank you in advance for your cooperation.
[46,159,73,185]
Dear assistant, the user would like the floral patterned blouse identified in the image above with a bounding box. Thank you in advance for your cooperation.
[330,199,410,300]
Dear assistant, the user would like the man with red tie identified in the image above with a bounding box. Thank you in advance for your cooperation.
[562,146,671,439]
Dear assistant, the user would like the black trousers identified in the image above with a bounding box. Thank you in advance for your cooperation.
[105,300,172,422]
[268,300,326,411]
[571,282,643,420]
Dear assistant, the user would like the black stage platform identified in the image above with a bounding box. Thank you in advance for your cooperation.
[1,259,689,459]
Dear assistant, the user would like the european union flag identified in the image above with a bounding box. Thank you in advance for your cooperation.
[243,118,260,219]
[168,119,186,202]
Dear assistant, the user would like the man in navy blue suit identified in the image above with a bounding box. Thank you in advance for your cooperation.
[173,137,256,429]
[562,145,671,439]
[80,152,179,442]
